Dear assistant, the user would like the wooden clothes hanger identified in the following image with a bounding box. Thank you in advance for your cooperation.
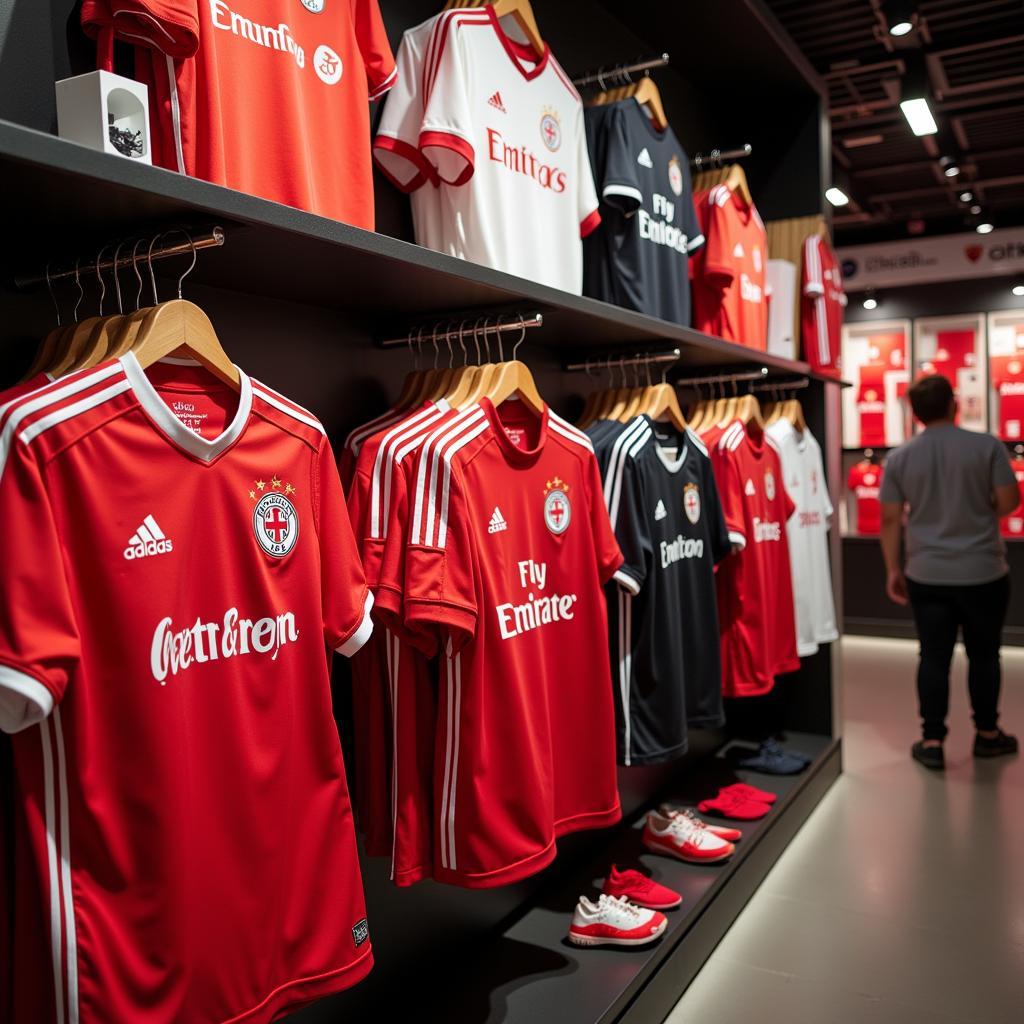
[735,392,765,430]
[724,163,753,207]
[69,239,139,371]
[643,383,687,431]
[25,263,69,382]
[443,0,545,58]
[483,319,544,416]
[130,232,239,389]
[625,77,668,132]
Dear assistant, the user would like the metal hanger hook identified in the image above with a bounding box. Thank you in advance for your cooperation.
[495,315,506,363]
[147,232,165,304]
[430,323,440,370]
[175,229,199,298]
[512,314,527,360]
[444,322,456,368]
[72,259,83,322]
[131,238,146,310]
[44,263,61,326]
[95,243,113,316]
[111,239,129,314]
[457,321,469,365]
[472,317,484,364]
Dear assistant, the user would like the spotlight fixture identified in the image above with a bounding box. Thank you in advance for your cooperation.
[862,290,879,311]
[825,187,850,207]
[940,156,960,178]
[886,0,917,37]
[899,56,937,136]
[959,191,973,203]
[976,222,994,235]
[970,204,982,215]
[1013,284,1024,298]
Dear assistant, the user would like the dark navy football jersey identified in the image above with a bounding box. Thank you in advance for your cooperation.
[584,100,703,325]
[602,419,731,764]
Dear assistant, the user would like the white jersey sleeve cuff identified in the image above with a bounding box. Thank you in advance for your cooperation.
[804,283,825,296]
[728,530,747,550]
[0,665,54,734]
[613,569,642,596]
[687,233,705,253]
[336,593,375,658]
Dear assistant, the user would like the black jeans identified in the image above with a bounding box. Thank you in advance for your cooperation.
[906,575,1011,741]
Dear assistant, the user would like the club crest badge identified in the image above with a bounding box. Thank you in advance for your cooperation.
[668,155,684,196]
[314,44,343,85]
[764,470,776,501]
[249,476,299,557]
[300,0,325,12]
[543,477,571,535]
[683,482,701,524]
[540,108,562,152]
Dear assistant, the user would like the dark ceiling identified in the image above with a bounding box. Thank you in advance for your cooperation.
[764,0,1024,244]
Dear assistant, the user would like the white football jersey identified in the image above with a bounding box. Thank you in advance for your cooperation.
[376,7,599,294]
[766,420,838,656]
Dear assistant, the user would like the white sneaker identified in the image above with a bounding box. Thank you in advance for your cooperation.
[657,804,743,842]
[643,810,735,863]
[567,893,667,947]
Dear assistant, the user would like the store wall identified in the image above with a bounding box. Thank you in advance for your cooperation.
[844,275,1024,324]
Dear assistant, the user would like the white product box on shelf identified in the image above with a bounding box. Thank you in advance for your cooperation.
[55,70,151,164]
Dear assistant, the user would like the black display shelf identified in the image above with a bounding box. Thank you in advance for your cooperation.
[0,119,821,374]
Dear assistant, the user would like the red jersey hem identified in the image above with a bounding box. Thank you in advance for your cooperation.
[373,135,436,192]
[221,947,373,1024]
[393,863,433,888]
[554,802,622,837]
[432,838,559,888]
[419,130,475,186]
[580,208,602,239]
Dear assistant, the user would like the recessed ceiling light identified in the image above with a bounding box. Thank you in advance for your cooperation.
[943,164,960,177]
[900,98,938,136]
[959,191,973,203]
[863,297,879,310]
[890,20,913,36]
[976,222,994,234]
[825,187,850,207]
[970,204,982,215]
[1013,284,1024,297]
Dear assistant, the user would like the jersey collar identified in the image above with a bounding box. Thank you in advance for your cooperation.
[120,351,252,464]
[486,6,550,81]
[480,396,549,466]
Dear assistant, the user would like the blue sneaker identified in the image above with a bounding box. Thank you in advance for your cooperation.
[762,739,812,767]
[738,741,807,775]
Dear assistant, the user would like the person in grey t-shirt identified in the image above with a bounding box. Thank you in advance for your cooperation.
[880,375,1019,770]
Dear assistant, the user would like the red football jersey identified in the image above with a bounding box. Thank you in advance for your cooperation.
[991,355,1024,442]
[1000,458,1024,538]
[712,421,799,697]
[82,1,396,228]
[848,461,883,535]
[396,400,623,887]
[346,400,454,886]
[856,362,888,447]
[801,234,845,377]
[692,184,768,349]
[0,356,375,1023]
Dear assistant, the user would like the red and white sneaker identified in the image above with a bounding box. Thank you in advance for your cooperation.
[719,782,778,804]
[568,894,668,948]
[658,805,744,842]
[643,811,735,863]
[602,865,682,910]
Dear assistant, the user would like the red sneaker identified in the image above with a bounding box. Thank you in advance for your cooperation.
[658,805,743,842]
[719,782,778,804]
[643,811,735,863]
[568,894,668,947]
[697,794,771,821]
[603,865,682,910]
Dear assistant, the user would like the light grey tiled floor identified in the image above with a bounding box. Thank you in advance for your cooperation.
[668,636,1024,1024]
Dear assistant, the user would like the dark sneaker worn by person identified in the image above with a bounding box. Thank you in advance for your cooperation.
[973,730,1018,758]
[911,741,945,771]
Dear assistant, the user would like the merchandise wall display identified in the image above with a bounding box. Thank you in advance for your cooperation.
[1001,455,1024,539]
[583,99,704,324]
[841,322,911,449]
[801,232,845,378]
[987,312,1024,442]
[691,185,770,349]
[913,315,986,433]
[373,8,600,294]
[0,357,376,1024]
[81,1,397,228]
[846,459,884,536]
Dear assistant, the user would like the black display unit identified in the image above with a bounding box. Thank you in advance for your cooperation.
[0,3,843,1021]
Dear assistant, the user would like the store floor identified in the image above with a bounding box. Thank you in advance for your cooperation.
[668,635,1024,1024]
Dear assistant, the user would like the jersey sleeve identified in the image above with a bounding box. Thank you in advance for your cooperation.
[585,450,626,585]
[576,102,602,238]
[701,188,736,286]
[316,438,374,657]
[607,454,650,596]
[351,0,397,100]
[0,445,80,734]
[596,106,643,215]
[680,162,703,253]
[803,235,824,296]
[373,28,436,192]
[419,19,475,186]
[703,458,732,563]
[403,445,478,656]
[711,446,747,549]
[82,0,200,58]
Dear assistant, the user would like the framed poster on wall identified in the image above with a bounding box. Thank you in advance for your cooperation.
[987,310,1024,442]
[841,319,911,450]
[913,314,987,432]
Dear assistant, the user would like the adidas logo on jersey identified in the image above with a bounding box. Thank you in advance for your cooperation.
[124,515,174,560]
[733,242,745,258]
[488,91,507,113]
[744,479,756,497]
[637,148,654,168]
[654,499,668,521]
[488,507,508,534]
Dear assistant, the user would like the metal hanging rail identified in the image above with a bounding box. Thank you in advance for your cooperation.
[14,226,225,291]
[690,144,752,169]
[379,312,544,349]
[675,367,769,388]
[570,53,670,89]
[564,348,680,372]
[751,377,810,393]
